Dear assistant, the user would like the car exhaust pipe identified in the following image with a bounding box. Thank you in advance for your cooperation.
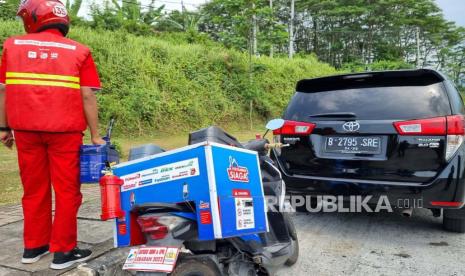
[401,208,413,217]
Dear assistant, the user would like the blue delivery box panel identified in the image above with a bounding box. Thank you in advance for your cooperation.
[112,142,268,247]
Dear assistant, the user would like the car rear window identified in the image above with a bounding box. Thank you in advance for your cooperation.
[284,83,451,121]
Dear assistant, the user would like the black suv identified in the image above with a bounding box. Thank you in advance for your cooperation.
[271,69,465,232]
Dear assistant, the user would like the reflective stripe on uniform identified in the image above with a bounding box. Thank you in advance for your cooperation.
[6,79,80,89]
[6,72,80,83]
[5,72,80,89]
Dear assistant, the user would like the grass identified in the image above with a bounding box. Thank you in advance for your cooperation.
[0,128,264,206]
[0,21,337,134]
[0,146,22,206]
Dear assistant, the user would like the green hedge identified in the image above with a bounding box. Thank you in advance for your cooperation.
[0,21,337,134]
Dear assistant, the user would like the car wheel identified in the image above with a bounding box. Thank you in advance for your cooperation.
[443,208,465,233]
[283,213,299,266]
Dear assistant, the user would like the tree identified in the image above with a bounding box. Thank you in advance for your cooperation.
[66,0,83,17]
[90,0,164,34]
[199,0,287,56]
[159,10,203,33]
[442,28,465,88]
[197,0,464,79]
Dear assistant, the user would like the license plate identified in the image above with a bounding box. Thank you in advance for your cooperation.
[122,246,180,272]
[324,136,382,154]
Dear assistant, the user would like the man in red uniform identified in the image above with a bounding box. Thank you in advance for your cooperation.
[0,0,105,270]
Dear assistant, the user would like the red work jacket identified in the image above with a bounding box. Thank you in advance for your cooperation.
[0,29,101,132]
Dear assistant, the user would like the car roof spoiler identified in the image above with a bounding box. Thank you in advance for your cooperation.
[296,69,446,93]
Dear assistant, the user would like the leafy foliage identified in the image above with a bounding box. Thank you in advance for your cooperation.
[342,60,415,72]
[89,0,164,35]
[65,0,83,17]
[2,0,464,130]
[156,10,202,33]
[198,0,465,85]
[0,20,336,134]
[200,0,287,55]
[0,0,19,20]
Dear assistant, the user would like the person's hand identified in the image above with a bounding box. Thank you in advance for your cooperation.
[91,135,107,145]
[0,130,14,149]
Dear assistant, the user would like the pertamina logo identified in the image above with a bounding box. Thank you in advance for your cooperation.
[122,174,141,190]
[227,156,249,183]
[124,174,141,182]
[126,251,137,263]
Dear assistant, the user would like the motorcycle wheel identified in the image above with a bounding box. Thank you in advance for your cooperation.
[283,213,299,266]
[172,257,221,276]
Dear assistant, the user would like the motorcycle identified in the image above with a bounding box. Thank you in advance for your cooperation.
[128,119,298,276]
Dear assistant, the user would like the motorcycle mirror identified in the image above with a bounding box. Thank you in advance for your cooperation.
[266,119,285,131]
[263,119,285,138]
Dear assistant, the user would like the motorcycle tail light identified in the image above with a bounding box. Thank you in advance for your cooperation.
[137,214,184,240]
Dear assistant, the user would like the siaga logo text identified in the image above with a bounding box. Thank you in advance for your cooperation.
[227,156,249,182]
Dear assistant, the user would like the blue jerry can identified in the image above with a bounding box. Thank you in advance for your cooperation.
[80,144,119,183]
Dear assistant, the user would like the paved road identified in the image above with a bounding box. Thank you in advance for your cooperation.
[0,186,116,276]
[279,208,465,276]
[1,189,464,275]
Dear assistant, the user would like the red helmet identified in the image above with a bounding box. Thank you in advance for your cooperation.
[17,0,70,36]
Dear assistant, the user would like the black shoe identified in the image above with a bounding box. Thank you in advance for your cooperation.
[50,247,92,270]
[22,245,50,264]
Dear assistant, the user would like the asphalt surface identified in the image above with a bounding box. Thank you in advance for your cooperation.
[278,208,465,276]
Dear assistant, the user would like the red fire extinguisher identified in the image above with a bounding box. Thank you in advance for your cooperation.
[100,170,125,221]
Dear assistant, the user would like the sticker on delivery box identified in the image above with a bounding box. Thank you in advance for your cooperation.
[123,246,180,272]
[227,156,249,183]
[121,158,200,191]
[234,190,255,230]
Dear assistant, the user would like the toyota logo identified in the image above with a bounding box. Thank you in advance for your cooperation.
[342,121,360,132]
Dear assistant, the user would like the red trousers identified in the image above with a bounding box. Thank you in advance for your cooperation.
[15,131,83,252]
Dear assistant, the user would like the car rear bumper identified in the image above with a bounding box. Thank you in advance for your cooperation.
[274,151,465,210]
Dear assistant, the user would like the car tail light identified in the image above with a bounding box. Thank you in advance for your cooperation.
[393,115,465,161]
[393,117,447,135]
[136,214,184,240]
[273,120,315,135]
[446,115,465,161]
[430,201,463,207]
